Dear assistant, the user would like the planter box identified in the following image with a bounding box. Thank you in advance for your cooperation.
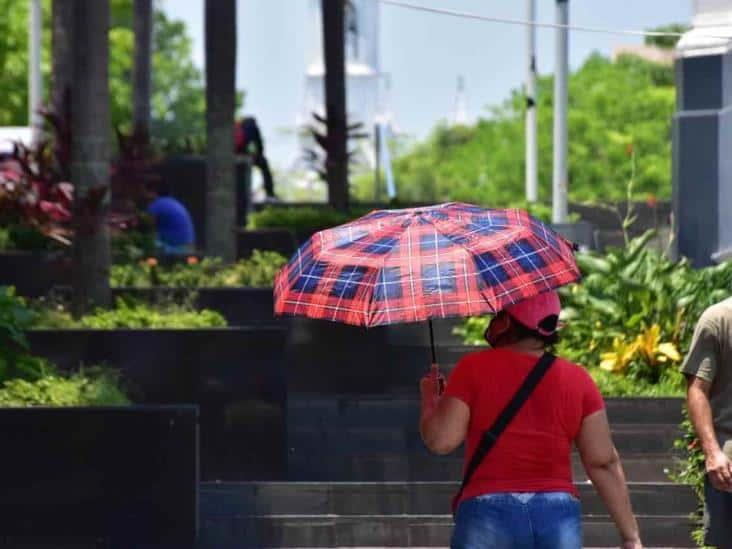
[111,287,281,326]
[0,251,71,297]
[28,328,288,482]
[156,155,252,249]
[237,228,298,259]
[0,406,197,545]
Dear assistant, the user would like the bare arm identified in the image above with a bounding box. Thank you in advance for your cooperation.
[420,395,470,455]
[576,410,641,547]
[419,369,469,455]
[686,375,732,491]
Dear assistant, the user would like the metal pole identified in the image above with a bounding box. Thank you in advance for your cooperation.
[552,0,569,223]
[525,0,538,203]
[374,122,382,202]
[29,0,43,145]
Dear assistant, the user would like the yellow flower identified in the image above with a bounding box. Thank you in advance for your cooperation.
[600,337,638,373]
[657,342,682,363]
[634,324,682,366]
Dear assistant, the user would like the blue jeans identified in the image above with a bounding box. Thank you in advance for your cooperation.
[451,492,582,549]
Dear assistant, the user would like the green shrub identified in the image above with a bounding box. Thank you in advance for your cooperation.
[670,408,706,547]
[0,289,130,407]
[110,250,287,288]
[0,225,54,251]
[247,206,372,234]
[0,287,49,382]
[456,231,732,397]
[33,298,227,329]
[111,229,157,264]
[0,368,129,407]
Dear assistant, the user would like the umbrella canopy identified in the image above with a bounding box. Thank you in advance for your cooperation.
[273,203,580,328]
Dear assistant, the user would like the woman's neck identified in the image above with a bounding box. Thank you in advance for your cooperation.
[499,339,545,356]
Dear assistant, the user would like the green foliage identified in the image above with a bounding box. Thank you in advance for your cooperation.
[0,0,51,127]
[457,232,732,397]
[670,407,706,547]
[644,23,689,50]
[247,206,373,234]
[559,231,732,372]
[0,288,129,407]
[108,1,223,145]
[0,368,129,407]
[110,250,287,288]
[0,287,50,382]
[0,0,212,147]
[33,297,227,329]
[110,229,157,264]
[0,225,56,251]
[374,54,675,206]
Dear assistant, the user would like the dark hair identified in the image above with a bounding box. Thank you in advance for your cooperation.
[512,314,559,346]
[486,312,559,347]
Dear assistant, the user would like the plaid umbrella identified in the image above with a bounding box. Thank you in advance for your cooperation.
[274,202,579,334]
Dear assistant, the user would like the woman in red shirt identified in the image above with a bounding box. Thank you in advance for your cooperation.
[420,291,642,548]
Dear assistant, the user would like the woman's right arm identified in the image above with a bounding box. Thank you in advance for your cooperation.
[576,409,642,549]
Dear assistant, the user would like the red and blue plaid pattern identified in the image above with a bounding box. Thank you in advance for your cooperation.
[273,203,581,327]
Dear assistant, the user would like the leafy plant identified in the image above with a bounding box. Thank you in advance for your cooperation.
[0,287,50,382]
[0,367,129,407]
[33,297,227,330]
[247,206,374,234]
[670,407,706,547]
[456,230,732,396]
[110,226,157,264]
[110,250,287,288]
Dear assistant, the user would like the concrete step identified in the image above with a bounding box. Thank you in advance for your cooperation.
[288,452,676,483]
[288,396,684,427]
[200,482,695,518]
[288,423,681,455]
[198,513,695,547]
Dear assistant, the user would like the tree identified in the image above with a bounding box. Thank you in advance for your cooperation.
[321,0,349,212]
[0,0,207,148]
[51,0,72,119]
[132,0,152,137]
[0,0,51,127]
[645,23,689,50]
[204,0,237,261]
[70,0,111,314]
[361,54,676,206]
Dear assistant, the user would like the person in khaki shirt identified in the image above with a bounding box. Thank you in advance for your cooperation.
[682,298,732,548]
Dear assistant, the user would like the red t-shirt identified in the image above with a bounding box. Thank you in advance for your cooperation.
[444,348,605,504]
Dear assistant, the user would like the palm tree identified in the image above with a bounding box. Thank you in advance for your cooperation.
[133,0,152,138]
[321,0,349,212]
[70,0,112,315]
[204,0,237,261]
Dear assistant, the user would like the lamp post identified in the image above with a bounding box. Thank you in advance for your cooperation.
[552,0,569,223]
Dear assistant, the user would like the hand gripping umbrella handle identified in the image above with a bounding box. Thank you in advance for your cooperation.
[431,363,445,396]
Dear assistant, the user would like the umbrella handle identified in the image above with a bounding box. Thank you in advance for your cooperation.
[431,363,445,395]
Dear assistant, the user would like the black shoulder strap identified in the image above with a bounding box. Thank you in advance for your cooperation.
[453,352,556,510]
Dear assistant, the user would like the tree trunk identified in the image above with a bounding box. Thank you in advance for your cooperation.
[205,0,237,261]
[70,0,111,316]
[51,0,73,181]
[52,0,73,114]
[133,0,152,138]
[322,0,349,212]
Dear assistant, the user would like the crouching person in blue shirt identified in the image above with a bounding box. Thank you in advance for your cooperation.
[143,183,196,256]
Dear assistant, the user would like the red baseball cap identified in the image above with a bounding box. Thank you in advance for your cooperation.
[504,290,561,336]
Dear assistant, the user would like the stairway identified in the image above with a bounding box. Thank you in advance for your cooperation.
[199,396,697,547]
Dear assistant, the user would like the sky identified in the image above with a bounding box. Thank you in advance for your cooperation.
[159,0,692,170]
